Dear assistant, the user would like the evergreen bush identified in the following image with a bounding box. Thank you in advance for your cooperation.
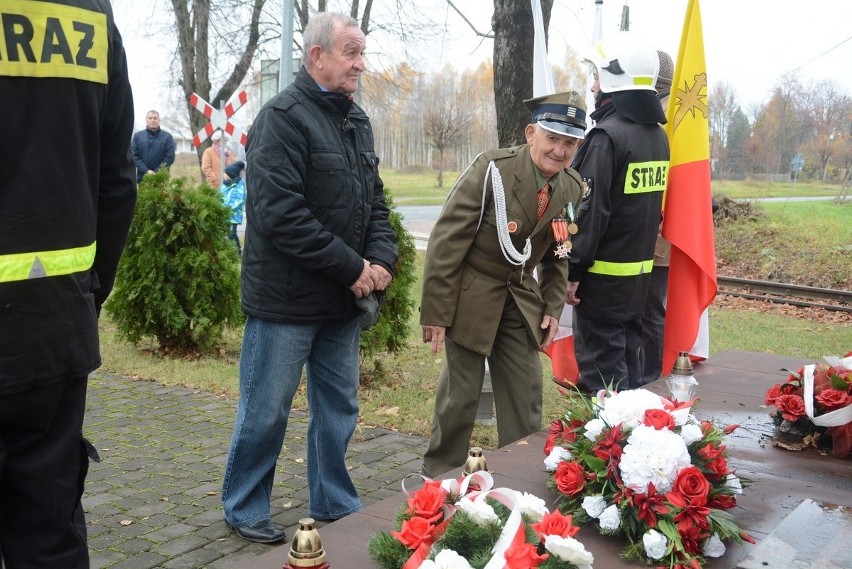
[359,193,417,368]
[105,171,243,353]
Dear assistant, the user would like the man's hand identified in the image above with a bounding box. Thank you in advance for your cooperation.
[348,259,375,299]
[566,281,580,306]
[369,264,392,291]
[421,325,446,355]
[539,315,559,351]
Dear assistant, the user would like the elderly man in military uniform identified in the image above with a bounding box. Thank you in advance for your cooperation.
[420,91,587,477]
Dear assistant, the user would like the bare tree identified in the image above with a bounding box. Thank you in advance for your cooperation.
[450,0,554,148]
[422,67,473,186]
[802,81,852,182]
[708,82,739,178]
[171,0,267,161]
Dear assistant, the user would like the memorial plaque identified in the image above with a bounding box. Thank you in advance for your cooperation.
[737,499,852,569]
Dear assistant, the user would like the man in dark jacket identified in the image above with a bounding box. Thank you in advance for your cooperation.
[0,1,136,566]
[567,32,670,393]
[221,12,398,544]
[131,109,176,182]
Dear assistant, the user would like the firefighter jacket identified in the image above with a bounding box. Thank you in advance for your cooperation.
[240,67,398,324]
[568,103,670,321]
[0,0,137,394]
[420,146,583,356]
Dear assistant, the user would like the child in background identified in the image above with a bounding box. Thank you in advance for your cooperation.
[220,161,246,256]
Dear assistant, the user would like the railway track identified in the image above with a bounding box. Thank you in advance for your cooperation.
[410,230,850,314]
[717,276,852,314]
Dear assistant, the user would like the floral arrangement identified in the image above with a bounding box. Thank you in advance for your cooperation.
[543,388,753,569]
[368,471,594,569]
[764,353,852,458]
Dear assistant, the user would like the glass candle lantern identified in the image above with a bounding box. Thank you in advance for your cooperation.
[665,351,699,402]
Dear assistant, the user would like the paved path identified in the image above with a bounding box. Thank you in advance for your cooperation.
[83,373,427,568]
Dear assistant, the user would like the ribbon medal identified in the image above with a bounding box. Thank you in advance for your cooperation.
[551,202,576,258]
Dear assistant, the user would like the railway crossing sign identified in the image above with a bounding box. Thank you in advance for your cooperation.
[189,90,249,148]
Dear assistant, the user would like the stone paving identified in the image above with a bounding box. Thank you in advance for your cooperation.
[83,373,427,569]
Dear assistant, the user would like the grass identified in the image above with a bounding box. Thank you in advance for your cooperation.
[714,199,851,288]
[381,169,460,205]
[97,173,850,447]
[711,179,843,199]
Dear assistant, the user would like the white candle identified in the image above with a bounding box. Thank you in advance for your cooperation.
[666,375,698,402]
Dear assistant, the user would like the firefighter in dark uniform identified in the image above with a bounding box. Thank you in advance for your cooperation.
[0,1,136,567]
[567,32,671,393]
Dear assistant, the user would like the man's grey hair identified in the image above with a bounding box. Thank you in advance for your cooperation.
[302,12,360,67]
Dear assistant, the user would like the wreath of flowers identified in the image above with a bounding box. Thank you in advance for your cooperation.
[764,353,852,458]
[368,471,594,569]
[543,388,753,569]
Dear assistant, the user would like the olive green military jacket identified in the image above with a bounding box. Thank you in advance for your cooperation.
[420,145,584,356]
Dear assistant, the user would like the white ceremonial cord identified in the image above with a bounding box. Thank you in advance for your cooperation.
[483,161,532,266]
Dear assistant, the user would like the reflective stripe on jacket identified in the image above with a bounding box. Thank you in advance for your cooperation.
[0,242,96,283]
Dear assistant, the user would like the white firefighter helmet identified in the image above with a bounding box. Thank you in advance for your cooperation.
[584,32,659,94]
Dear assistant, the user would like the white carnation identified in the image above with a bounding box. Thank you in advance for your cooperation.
[702,533,726,558]
[619,425,692,493]
[543,535,594,569]
[598,504,621,530]
[642,529,668,560]
[515,491,548,521]
[583,418,605,440]
[544,446,573,471]
[581,495,607,518]
[454,497,498,526]
[679,423,704,446]
[419,549,474,569]
[726,473,743,495]
[600,388,665,429]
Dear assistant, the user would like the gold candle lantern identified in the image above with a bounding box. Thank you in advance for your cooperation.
[285,518,329,569]
[462,446,488,476]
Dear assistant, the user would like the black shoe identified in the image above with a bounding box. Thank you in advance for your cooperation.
[230,520,287,543]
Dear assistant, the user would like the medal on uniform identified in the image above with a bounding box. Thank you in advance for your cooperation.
[551,202,577,259]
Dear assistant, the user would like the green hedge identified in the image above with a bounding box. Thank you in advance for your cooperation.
[360,193,417,363]
[105,172,243,352]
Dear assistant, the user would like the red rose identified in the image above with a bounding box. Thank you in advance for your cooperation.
[764,384,784,406]
[816,388,851,410]
[775,393,806,421]
[671,466,711,502]
[697,443,724,462]
[405,480,446,523]
[643,409,676,430]
[531,510,580,539]
[390,515,434,550]
[708,493,737,510]
[504,541,548,569]
[554,461,587,496]
[705,456,729,480]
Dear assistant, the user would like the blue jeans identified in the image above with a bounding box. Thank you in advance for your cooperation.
[221,316,362,526]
